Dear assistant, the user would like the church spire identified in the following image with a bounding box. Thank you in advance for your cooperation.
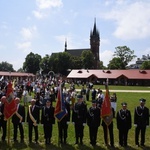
[64,39,67,52]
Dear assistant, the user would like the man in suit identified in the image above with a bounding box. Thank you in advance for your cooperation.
[116,102,132,147]
[72,94,87,145]
[87,100,101,146]
[41,99,55,145]
[134,98,149,147]
[27,99,40,144]
[12,97,25,142]
[57,93,70,144]
[0,96,7,142]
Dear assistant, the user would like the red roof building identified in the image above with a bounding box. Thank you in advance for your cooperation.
[67,69,150,86]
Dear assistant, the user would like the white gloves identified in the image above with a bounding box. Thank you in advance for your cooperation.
[66,121,70,125]
[134,124,137,127]
[72,122,75,125]
[83,123,86,126]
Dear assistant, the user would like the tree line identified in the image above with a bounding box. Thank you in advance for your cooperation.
[0,46,150,75]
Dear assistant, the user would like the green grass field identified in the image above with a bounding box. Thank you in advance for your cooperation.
[0,85,150,150]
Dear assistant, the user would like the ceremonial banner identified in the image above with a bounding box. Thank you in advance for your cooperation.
[4,82,17,120]
[54,84,67,121]
[101,84,113,126]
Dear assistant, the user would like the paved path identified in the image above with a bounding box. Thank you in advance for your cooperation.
[75,89,150,93]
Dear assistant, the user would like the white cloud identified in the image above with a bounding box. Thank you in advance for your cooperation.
[20,26,37,40]
[100,50,114,66]
[36,0,63,10]
[101,1,150,40]
[32,10,45,19]
[33,0,63,19]
[16,41,31,53]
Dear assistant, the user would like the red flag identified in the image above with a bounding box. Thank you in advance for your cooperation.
[4,82,17,120]
[101,84,113,126]
[54,84,67,121]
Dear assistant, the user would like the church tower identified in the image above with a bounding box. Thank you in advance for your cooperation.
[90,19,100,69]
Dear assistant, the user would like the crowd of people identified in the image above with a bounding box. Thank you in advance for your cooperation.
[0,78,149,148]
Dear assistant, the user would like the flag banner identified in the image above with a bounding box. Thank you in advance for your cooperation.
[54,84,67,121]
[4,82,17,120]
[101,84,113,126]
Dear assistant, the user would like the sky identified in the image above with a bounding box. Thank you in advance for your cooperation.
[0,0,150,71]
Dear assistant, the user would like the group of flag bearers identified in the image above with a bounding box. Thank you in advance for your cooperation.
[0,81,149,148]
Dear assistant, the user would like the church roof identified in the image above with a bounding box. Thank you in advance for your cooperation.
[65,48,90,57]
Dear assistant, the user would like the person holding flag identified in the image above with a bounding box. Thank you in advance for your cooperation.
[0,96,7,142]
[54,83,68,144]
[101,81,115,148]
[12,97,25,143]
[57,93,70,144]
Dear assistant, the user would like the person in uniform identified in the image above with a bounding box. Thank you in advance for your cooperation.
[87,100,101,146]
[27,99,40,144]
[41,99,55,145]
[0,96,7,142]
[57,94,70,144]
[72,94,87,145]
[101,107,115,147]
[116,102,132,147]
[12,97,25,142]
[134,98,149,147]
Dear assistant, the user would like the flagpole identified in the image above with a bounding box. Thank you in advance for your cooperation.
[7,119,10,145]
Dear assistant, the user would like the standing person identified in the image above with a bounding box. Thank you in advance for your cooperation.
[87,100,101,146]
[85,86,90,101]
[102,108,115,147]
[12,97,25,143]
[41,99,55,145]
[0,96,7,142]
[27,99,40,144]
[134,98,149,147]
[57,94,70,144]
[116,102,132,147]
[72,95,87,145]
[110,93,117,116]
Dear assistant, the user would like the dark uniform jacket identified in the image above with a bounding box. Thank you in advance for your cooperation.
[12,104,25,124]
[27,105,40,124]
[59,101,70,125]
[0,103,5,126]
[134,106,149,127]
[72,102,87,125]
[41,106,55,125]
[87,107,101,127]
[116,109,132,130]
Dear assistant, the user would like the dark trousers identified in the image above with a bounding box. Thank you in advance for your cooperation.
[43,124,52,139]
[28,123,38,142]
[119,128,129,146]
[89,126,98,145]
[58,123,68,143]
[75,124,84,143]
[102,123,114,146]
[0,121,7,141]
[135,126,146,145]
[13,123,24,141]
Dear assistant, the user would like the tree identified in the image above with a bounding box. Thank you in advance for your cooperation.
[113,46,136,69]
[140,61,150,70]
[81,50,94,69]
[49,52,72,75]
[0,61,15,72]
[108,57,124,69]
[23,52,42,74]
[40,54,51,74]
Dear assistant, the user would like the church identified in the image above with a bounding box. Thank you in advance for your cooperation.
[64,20,100,69]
